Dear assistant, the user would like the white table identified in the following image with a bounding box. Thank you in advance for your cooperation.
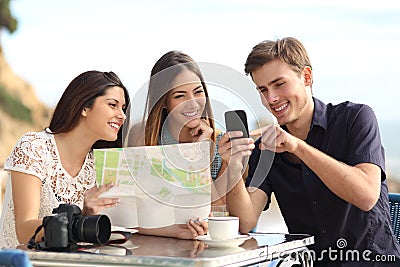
[26,233,314,267]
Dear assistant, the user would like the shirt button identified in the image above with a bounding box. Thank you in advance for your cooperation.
[321,229,327,234]
[305,171,310,176]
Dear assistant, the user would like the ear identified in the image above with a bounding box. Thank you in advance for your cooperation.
[81,108,87,117]
[303,66,312,86]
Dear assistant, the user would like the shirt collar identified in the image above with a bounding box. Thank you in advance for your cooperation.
[311,97,328,131]
[280,97,328,132]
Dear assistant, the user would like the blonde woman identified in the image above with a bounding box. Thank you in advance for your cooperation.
[129,51,227,239]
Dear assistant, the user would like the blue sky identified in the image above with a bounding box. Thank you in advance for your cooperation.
[2,0,400,124]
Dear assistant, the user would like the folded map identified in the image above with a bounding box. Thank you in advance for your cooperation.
[94,142,212,228]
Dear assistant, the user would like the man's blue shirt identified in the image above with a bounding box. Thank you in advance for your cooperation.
[246,97,400,263]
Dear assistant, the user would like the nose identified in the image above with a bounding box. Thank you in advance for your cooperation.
[185,95,202,108]
[266,90,279,104]
[117,108,127,121]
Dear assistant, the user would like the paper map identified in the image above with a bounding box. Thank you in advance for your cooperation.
[94,142,212,228]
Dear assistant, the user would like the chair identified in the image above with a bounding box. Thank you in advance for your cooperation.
[0,249,32,267]
[388,193,400,243]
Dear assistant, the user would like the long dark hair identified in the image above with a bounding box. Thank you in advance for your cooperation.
[48,70,130,148]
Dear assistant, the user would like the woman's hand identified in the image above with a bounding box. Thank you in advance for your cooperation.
[191,119,214,142]
[82,183,120,215]
[172,218,208,240]
[188,218,208,238]
[137,218,208,240]
[189,240,206,257]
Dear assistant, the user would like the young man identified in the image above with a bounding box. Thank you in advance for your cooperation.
[219,37,400,266]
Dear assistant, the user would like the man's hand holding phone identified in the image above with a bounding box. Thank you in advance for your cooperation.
[218,110,255,174]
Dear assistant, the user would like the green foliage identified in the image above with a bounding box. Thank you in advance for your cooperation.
[0,84,33,123]
[0,0,18,34]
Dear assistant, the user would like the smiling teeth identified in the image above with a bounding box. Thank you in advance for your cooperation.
[109,123,119,129]
[274,103,288,112]
[183,111,197,117]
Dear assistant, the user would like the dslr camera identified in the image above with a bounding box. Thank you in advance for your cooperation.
[29,204,111,251]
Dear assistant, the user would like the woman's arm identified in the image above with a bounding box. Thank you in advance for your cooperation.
[136,218,208,240]
[11,171,44,244]
[212,160,227,205]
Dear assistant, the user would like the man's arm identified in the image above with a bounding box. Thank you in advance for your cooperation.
[253,125,381,211]
[293,140,381,211]
[226,180,268,233]
[217,131,268,233]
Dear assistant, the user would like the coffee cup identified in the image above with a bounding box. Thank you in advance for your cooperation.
[208,216,239,240]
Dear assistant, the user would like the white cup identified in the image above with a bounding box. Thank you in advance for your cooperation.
[208,216,239,240]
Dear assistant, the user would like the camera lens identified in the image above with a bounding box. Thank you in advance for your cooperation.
[74,215,111,244]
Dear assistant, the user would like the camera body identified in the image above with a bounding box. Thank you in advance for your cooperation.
[42,204,111,251]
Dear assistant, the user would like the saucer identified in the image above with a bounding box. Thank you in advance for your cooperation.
[111,226,138,234]
[196,235,251,248]
[109,226,138,244]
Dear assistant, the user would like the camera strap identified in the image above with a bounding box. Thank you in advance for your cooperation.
[27,224,45,250]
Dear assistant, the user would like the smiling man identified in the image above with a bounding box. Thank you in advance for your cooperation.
[224,37,400,266]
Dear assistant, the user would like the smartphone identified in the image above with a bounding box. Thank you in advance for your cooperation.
[224,110,249,140]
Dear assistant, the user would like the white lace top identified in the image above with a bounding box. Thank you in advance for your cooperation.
[0,131,96,248]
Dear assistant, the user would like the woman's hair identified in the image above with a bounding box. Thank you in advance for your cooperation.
[244,37,312,81]
[48,70,130,148]
[144,50,215,146]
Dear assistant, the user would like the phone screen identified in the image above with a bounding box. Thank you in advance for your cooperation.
[224,110,249,139]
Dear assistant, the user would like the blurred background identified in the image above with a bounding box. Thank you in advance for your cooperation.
[1,1,399,230]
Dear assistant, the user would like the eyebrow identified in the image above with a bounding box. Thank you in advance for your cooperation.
[106,98,126,107]
[257,77,284,90]
[171,85,203,95]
